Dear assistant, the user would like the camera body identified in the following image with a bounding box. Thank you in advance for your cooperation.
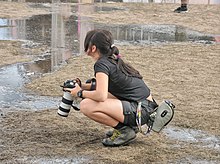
[57,80,77,117]
[61,80,76,90]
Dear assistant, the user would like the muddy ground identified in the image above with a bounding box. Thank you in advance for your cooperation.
[0,2,220,164]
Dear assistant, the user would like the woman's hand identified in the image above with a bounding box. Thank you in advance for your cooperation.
[63,83,81,97]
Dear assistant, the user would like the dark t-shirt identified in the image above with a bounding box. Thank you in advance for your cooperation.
[94,57,150,102]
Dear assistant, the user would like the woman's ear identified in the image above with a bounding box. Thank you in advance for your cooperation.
[91,45,97,52]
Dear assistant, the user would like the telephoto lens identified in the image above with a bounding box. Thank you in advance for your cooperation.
[57,80,76,117]
[57,92,73,117]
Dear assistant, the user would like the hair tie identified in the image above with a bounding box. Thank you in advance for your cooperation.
[116,54,121,59]
[111,44,115,48]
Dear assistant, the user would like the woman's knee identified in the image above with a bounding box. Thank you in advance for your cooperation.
[80,98,94,116]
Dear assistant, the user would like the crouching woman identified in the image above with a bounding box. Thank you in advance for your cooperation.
[64,29,158,147]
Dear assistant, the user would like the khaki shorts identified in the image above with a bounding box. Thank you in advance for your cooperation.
[121,99,158,127]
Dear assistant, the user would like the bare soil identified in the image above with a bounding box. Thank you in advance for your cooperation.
[0,2,220,163]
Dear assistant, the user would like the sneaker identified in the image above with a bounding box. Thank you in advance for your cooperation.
[105,126,139,138]
[174,6,188,13]
[151,100,175,133]
[102,126,136,147]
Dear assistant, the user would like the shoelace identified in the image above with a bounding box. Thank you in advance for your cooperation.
[110,130,121,141]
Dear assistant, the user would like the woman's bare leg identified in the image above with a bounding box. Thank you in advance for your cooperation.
[80,98,124,127]
[181,0,188,5]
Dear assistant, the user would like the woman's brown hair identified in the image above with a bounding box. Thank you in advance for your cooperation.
[84,29,143,79]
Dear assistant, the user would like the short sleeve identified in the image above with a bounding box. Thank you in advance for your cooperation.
[94,59,110,76]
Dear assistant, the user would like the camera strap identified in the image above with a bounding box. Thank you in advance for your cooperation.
[136,101,142,133]
[135,100,156,135]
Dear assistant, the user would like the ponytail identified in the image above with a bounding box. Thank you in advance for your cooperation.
[110,46,143,79]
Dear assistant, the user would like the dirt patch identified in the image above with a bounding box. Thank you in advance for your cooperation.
[0,2,220,163]
[0,40,48,67]
[0,40,29,66]
[0,2,50,19]
[1,109,219,163]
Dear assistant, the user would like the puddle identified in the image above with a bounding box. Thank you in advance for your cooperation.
[163,126,220,151]
[22,54,52,76]
[95,6,126,12]
[12,156,91,164]
[0,14,52,44]
[93,24,216,45]
[0,63,60,111]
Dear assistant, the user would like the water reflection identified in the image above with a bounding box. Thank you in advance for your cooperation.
[0,19,25,40]
[0,64,59,110]
[0,15,50,43]
[51,1,70,71]
[97,24,215,45]
[22,55,51,75]
[78,5,95,53]
[50,1,97,70]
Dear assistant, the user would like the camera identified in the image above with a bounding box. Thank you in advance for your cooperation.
[57,80,79,117]
[60,79,76,90]
[57,78,96,117]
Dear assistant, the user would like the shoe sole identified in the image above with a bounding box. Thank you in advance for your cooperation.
[174,10,188,13]
[152,100,175,133]
[120,137,136,146]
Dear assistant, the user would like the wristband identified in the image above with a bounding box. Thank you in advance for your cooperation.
[77,89,84,98]
[90,78,96,91]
